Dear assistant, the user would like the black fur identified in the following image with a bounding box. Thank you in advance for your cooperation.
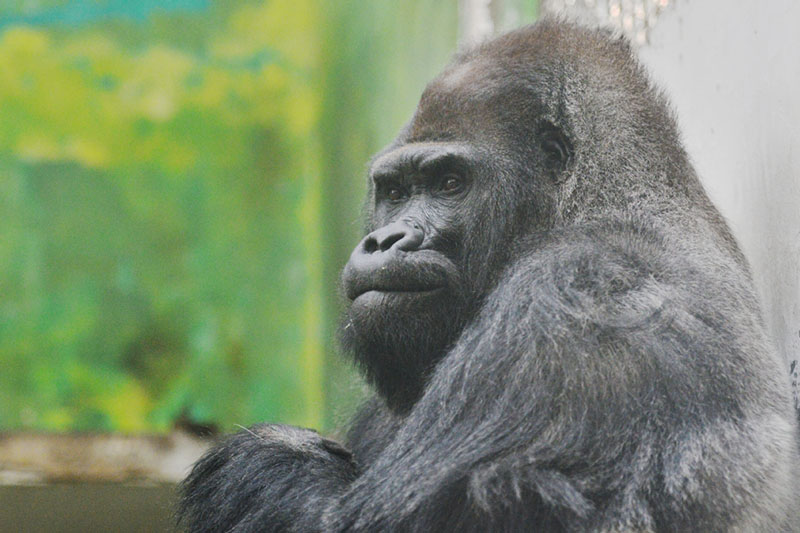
[179,20,800,532]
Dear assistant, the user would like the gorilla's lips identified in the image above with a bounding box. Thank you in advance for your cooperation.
[342,250,454,301]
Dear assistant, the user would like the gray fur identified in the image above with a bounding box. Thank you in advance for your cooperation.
[179,20,800,532]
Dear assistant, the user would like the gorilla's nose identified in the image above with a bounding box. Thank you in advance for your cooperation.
[361,221,424,254]
[343,220,444,300]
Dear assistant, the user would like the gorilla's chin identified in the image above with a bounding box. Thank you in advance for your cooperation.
[340,286,467,413]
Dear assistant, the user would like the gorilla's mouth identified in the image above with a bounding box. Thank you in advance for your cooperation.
[342,250,457,302]
[350,285,445,301]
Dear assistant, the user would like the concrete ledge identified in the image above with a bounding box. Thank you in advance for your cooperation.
[0,431,211,485]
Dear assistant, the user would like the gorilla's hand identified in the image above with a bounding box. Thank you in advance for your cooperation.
[179,424,357,533]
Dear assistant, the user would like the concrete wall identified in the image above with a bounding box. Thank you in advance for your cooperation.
[637,2,800,407]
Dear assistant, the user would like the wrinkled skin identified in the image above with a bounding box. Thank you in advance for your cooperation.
[179,20,800,532]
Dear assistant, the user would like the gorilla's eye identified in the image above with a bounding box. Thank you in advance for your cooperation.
[387,188,405,202]
[442,174,463,193]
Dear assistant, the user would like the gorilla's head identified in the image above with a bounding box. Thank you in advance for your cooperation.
[341,21,696,413]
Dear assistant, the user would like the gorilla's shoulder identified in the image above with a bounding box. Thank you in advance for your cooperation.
[496,218,749,337]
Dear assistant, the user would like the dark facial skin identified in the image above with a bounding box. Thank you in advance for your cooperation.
[340,143,475,411]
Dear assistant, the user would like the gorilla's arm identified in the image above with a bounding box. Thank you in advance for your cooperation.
[324,221,794,532]
[178,401,404,533]
[180,221,794,532]
[178,424,358,532]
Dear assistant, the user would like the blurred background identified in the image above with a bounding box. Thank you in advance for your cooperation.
[1,0,798,531]
[0,0,472,438]
[0,1,536,530]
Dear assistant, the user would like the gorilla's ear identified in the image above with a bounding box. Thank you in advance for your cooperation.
[538,120,573,178]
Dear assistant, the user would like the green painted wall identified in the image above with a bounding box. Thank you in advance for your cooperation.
[0,0,537,434]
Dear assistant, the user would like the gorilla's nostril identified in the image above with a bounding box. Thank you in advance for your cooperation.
[363,237,379,254]
[379,232,406,252]
[362,221,424,254]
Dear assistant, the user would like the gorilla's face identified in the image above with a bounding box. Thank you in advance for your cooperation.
[340,143,480,411]
[341,62,570,412]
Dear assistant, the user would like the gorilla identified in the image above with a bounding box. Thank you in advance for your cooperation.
[178,20,800,532]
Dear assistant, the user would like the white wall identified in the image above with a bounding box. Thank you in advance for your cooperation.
[636,2,800,406]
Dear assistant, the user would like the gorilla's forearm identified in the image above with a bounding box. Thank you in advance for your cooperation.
[180,222,797,533]
[182,223,796,533]
[178,424,357,533]
[324,222,797,532]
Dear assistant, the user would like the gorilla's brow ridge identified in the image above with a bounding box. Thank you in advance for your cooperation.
[370,143,478,181]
